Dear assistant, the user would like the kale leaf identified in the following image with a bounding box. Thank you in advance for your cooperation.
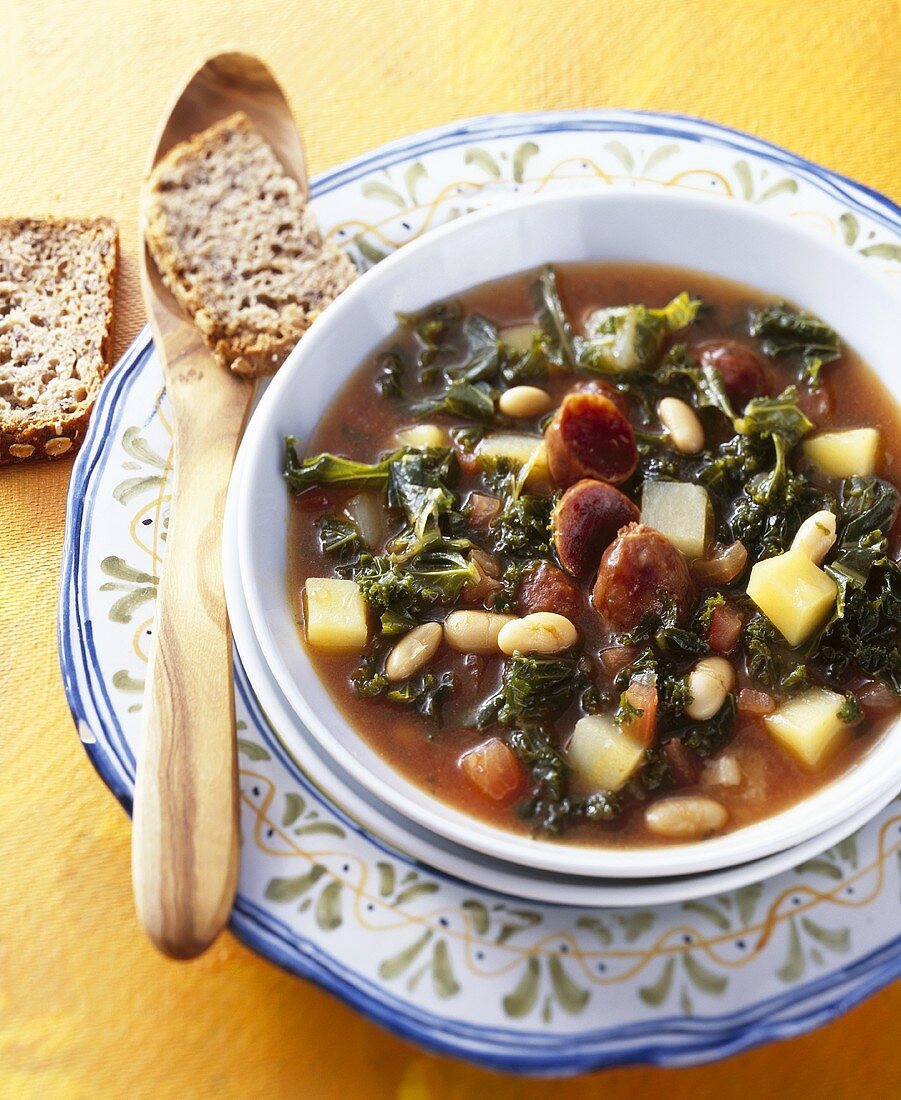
[734,387,813,447]
[749,302,841,386]
[408,378,498,422]
[385,671,456,722]
[530,265,581,368]
[812,477,901,693]
[639,748,673,793]
[352,544,479,634]
[317,516,362,567]
[479,653,585,727]
[443,314,502,384]
[658,344,736,420]
[835,476,899,562]
[706,388,830,558]
[284,439,400,494]
[354,656,455,724]
[506,726,621,835]
[489,485,556,560]
[397,300,463,368]
[744,613,814,692]
[375,349,406,398]
[837,693,863,724]
[387,451,457,551]
[680,696,736,757]
[500,332,551,386]
[621,598,709,662]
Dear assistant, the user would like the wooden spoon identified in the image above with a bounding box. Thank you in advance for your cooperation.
[134,52,308,958]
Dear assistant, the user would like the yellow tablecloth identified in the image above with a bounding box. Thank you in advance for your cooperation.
[1,1,899,1096]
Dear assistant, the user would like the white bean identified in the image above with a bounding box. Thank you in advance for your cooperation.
[385,622,443,681]
[394,424,448,449]
[498,386,554,418]
[685,656,736,720]
[791,510,837,564]
[658,396,705,454]
[444,611,517,654]
[497,612,578,656]
[645,796,728,839]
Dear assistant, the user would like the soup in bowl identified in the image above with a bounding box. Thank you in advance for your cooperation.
[232,191,901,878]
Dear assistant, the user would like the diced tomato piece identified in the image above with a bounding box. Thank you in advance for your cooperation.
[709,603,744,655]
[621,679,658,746]
[460,738,523,803]
[737,687,776,716]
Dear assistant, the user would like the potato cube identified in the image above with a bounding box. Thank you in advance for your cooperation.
[802,428,880,479]
[304,578,369,652]
[764,688,851,770]
[641,480,710,559]
[567,714,645,793]
[746,550,837,646]
[500,324,538,353]
[394,424,449,449]
[476,432,550,488]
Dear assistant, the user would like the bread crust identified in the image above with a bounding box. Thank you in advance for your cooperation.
[0,216,118,464]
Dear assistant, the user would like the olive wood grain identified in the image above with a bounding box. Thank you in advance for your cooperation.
[133,52,307,959]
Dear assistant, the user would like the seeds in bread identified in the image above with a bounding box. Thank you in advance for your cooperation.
[142,112,357,376]
[0,217,118,464]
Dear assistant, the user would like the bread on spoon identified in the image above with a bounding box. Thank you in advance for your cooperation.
[142,111,356,376]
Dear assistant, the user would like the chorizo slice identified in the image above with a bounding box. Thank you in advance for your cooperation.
[553,478,639,576]
[570,378,630,418]
[545,391,638,488]
[696,341,767,407]
[516,561,583,621]
[592,522,694,632]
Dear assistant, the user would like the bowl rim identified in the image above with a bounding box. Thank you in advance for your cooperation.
[232,187,901,879]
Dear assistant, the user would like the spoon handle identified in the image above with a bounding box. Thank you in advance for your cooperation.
[132,335,256,959]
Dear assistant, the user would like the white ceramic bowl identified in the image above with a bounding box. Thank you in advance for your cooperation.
[232,189,901,879]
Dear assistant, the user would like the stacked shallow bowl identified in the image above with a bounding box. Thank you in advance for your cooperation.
[224,190,901,906]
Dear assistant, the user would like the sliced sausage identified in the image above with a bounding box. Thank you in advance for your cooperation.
[696,341,767,407]
[592,522,694,632]
[545,391,638,488]
[571,378,630,418]
[516,561,583,621]
[553,478,639,576]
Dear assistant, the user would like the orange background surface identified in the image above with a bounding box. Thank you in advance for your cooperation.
[1,1,899,1097]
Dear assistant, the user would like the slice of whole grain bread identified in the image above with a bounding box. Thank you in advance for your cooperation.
[0,217,118,464]
[142,111,357,376]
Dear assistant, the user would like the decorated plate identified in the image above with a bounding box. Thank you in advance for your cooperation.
[59,110,901,1074]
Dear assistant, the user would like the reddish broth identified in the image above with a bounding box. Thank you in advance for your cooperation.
[287,262,901,847]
